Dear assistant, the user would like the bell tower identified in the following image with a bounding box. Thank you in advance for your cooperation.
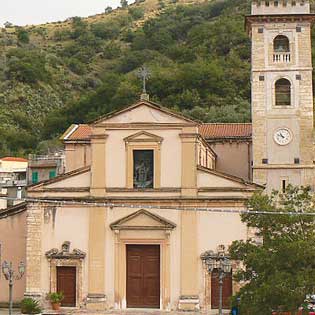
[246,0,315,192]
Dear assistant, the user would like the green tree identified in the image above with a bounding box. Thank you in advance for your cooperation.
[5,48,51,83]
[105,6,113,14]
[229,186,315,315]
[120,0,128,8]
[17,28,30,44]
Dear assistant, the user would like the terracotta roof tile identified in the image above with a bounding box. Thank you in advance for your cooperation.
[0,157,28,162]
[199,123,252,139]
[68,124,92,140]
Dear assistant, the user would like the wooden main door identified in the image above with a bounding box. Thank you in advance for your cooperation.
[57,266,76,307]
[126,245,160,308]
[211,270,232,309]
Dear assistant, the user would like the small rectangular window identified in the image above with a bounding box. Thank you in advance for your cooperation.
[32,171,39,184]
[133,150,154,189]
[265,1,270,6]
[49,170,56,179]
[262,159,268,164]
[282,180,286,193]
[274,1,279,6]
[292,1,296,6]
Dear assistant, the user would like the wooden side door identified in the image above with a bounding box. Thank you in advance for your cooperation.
[126,245,160,308]
[211,270,232,309]
[57,266,76,307]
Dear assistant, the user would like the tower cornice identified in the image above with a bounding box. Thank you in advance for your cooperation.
[245,14,315,33]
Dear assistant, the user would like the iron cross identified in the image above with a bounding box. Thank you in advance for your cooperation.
[137,66,151,94]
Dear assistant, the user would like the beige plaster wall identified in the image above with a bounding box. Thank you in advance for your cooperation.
[105,129,182,188]
[41,207,89,303]
[65,144,91,172]
[197,211,247,306]
[0,211,27,303]
[209,142,251,180]
[0,160,28,172]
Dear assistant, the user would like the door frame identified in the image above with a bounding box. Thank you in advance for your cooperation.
[48,259,83,308]
[113,232,171,310]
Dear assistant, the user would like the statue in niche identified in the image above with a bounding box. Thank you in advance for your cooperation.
[133,150,153,188]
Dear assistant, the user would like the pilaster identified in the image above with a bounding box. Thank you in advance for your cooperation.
[178,210,199,311]
[87,207,107,310]
[180,129,198,197]
[90,128,108,197]
[25,202,43,302]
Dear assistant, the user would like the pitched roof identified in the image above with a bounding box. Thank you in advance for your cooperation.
[69,124,92,140]
[92,100,199,125]
[0,157,28,162]
[199,123,252,140]
[61,124,92,141]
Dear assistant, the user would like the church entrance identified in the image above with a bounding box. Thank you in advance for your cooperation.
[57,266,76,307]
[211,270,232,309]
[126,245,160,308]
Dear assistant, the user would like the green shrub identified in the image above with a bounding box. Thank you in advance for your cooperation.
[20,298,42,314]
[128,7,144,20]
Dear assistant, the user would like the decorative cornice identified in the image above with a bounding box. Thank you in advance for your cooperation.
[106,187,181,193]
[245,14,315,33]
[110,209,176,231]
[45,241,86,260]
[90,134,109,140]
[123,131,163,144]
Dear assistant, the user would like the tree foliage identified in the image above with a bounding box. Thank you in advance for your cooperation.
[229,186,315,314]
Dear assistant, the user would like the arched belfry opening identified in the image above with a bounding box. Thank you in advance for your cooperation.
[273,35,290,52]
[275,78,291,106]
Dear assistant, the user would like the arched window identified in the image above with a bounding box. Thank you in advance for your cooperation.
[274,35,290,52]
[275,78,291,106]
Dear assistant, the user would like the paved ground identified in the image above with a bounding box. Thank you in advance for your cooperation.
[0,308,230,315]
[0,309,19,315]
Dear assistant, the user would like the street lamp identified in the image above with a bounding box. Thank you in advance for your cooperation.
[201,245,232,315]
[2,261,25,315]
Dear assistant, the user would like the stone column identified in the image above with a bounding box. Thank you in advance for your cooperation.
[86,207,107,310]
[25,202,43,302]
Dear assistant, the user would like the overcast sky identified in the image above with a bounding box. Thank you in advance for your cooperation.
[1,0,131,26]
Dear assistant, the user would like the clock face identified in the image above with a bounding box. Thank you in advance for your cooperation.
[274,128,292,146]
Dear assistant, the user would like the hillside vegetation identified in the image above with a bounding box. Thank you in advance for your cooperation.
[0,0,264,155]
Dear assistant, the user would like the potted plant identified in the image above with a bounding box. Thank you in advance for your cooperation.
[301,294,315,315]
[46,292,64,310]
[21,298,42,315]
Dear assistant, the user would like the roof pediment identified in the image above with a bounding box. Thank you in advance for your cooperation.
[124,131,163,143]
[110,209,176,231]
[93,101,198,125]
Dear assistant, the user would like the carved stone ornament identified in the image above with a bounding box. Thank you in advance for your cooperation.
[45,241,86,260]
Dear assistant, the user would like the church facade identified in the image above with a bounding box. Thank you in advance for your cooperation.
[1,0,315,312]
[25,101,260,311]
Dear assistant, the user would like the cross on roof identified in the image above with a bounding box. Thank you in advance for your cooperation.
[137,66,151,94]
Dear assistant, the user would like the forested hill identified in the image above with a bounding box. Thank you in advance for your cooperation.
[1,0,257,156]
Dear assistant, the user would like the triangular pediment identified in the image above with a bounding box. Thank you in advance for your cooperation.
[110,209,176,231]
[93,101,198,125]
[28,167,90,192]
[124,131,163,143]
